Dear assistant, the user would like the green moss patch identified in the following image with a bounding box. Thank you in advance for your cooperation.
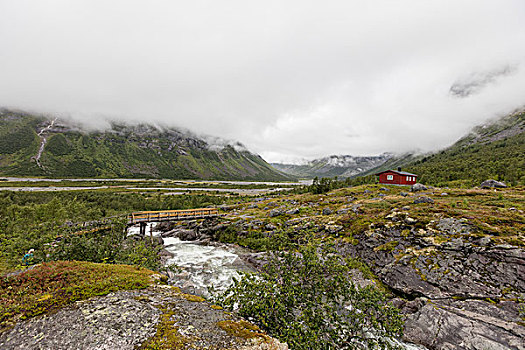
[217,319,265,339]
[139,305,191,350]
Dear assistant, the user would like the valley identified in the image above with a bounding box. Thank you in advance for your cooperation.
[0,176,523,349]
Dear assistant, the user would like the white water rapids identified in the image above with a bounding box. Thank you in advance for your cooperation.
[163,237,249,297]
[128,223,250,297]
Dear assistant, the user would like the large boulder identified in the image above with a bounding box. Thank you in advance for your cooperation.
[268,209,284,217]
[414,196,434,204]
[480,179,507,189]
[410,183,427,192]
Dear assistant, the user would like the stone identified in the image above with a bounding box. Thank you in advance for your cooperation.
[0,286,288,350]
[400,192,408,197]
[324,225,343,234]
[285,208,300,215]
[403,301,524,350]
[351,204,362,214]
[414,196,434,204]
[336,208,349,215]
[436,218,471,235]
[265,223,277,231]
[480,179,507,189]
[322,208,333,215]
[411,183,428,192]
[268,209,283,217]
[178,229,198,241]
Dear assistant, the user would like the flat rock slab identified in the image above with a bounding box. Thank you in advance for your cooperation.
[0,285,287,350]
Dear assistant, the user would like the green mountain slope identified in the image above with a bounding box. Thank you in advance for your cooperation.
[359,109,525,187]
[0,109,292,181]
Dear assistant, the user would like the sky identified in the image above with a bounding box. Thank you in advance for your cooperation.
[1,0,525,164]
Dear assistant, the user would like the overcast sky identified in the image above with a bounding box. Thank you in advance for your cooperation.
[1,0,524,163]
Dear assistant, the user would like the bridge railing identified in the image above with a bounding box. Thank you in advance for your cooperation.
[128,208,218,224]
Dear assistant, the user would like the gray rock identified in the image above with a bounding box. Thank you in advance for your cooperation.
[411,183,428,192]
[400,192,408,197]
[322,208,333,215]
[480,179,507,189]
[286,208,300,215]
[325,225,343,234]
[436,218,471,235]
[477,237,491,246]
[414,196,434,204]
[265,223,277,231]
[268,209,283,217]
[403,300,524,350]
[336,208,349,215]
[351,204,362,214]
[364,189,372,194]
[176,229,198,241]
[0,286,288,350]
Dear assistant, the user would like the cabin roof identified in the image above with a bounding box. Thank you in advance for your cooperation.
[375,170,418,177]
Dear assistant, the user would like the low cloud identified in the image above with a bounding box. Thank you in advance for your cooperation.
[1,0,524,163]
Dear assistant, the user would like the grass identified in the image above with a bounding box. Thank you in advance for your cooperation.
[225,184,525,247]
[217,320,266,339]
[0,261,155,332]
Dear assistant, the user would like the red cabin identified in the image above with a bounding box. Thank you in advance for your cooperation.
[375,168,417,185]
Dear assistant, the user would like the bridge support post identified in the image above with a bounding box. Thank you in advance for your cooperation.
[140,222,147,236]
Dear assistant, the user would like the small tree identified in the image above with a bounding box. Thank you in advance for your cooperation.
[214,241,404,349]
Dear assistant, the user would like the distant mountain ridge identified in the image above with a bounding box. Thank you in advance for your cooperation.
[360,108,525,186]
[0,109,292,181]
[271,154,392,179]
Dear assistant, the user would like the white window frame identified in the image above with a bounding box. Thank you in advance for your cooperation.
[387,175,393,180]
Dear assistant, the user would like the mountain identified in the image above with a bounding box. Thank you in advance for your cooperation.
[360,108,525,186]
[0,109,292,181]
[271,154,391,179]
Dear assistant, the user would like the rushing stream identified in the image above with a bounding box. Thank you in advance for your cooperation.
[128,223,251,297]
[163,237,251,297]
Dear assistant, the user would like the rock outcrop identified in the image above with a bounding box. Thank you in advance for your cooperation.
[0,285,287,350]
[342,217,525,350]
[480,179,508,189]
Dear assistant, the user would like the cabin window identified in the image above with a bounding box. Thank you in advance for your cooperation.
[406,176,410,181]
[387,175,393,180]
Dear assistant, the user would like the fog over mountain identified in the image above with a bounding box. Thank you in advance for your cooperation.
[1,0,525,163]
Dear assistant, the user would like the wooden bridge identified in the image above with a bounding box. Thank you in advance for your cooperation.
[128,208,219,235]
[128,208,219,225]
[63,208,219,237]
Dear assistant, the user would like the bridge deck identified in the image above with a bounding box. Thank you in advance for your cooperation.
[128,208,218,225]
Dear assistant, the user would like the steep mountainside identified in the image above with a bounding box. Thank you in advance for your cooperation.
[360,109,525,186]
[271,154,391,179]
[0,109,292,181]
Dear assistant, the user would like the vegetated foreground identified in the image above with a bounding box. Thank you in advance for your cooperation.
[0,182,524,349]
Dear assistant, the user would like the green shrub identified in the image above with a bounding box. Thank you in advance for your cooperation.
[214,241,404,349]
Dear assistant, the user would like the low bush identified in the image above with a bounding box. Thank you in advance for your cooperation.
[0,261,154,331]
[214,240,404,349]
